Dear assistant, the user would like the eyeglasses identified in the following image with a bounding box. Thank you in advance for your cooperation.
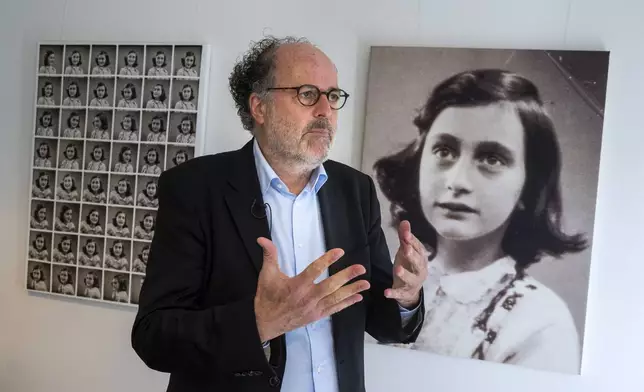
[266,84,350,110]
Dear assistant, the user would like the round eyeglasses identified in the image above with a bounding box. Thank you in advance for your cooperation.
[267,84,350,110]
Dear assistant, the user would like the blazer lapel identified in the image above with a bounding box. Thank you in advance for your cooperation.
[223,139,270,275]
[317,172,353,277]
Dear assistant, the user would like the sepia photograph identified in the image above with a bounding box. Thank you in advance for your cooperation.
[63,45,90,76]
[90,45,117,77]
[142,79,170,109]
[78,237,104,268]
[108,174,135,206]
[54,202,80,233]
[145,45,173,78]
[27,261,51,292]
[360,46,609,375]
[79,204,106,236]
[35,109,60,137]
[165,145,193,170]
[38,45,64,75]
[36,77,61,107]
[30,200,53,231]
[117,45,144,77]
[77,267,102,299]
[169,112,196,144]
[88,79,115,108]
[115,78,143,108]
[104,239,131,272]
[103,271,130,303]
[138,144,164,175]
[110,143,137,174]
[171,80,198,111]
[106,206,134,239]
[173,46,201,78]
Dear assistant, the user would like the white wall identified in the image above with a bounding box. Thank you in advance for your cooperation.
[1,0,643,391]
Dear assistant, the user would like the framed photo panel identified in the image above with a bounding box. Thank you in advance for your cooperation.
[360,46,610,375]
[26,42,210,308]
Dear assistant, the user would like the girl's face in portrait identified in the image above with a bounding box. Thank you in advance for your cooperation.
[65,146,75,159]
[143,215,154,231]
[63,176,73,190]
[96,85,106,98]
[122,116,132,131]
[59,270,69,284]
[92,116,102,129]
[113,243,123,257]
[418,103,526,242]
[97,54,107,66]
[180,120,191,134]
[89,210,99,225]
[61,239,71,253]
[147,150,157,163]
[68,84,78,97]
[37,207,47,221]
[92,147,102,161]
[184,55,194,68]
[152,85,162,99]
[90,177,101,192]
[38,144,49,157]
[44,84,53,97]
[175,152,187,165]
[33,269,42,280]
[155,53,165,66]
[117,179,128,194]
[151,118,161,132]
[38,175,49,188]
[142,248,149,262]
[111,277,118,289]
[42,114,52,127]
[35,236,45,250]
[71,116,80,128]
[146,182,157,197]
[127,52,137,66]
[85,274,95,286]
[47,53,56,66]
[181,86,192,100]
[121,149,132,163]
[63,208,73,223]
[123,87,132,100]
[86,241,96,255]
[115,212,126,227]
[71,52,81,65]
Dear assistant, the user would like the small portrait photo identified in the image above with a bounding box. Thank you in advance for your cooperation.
[61,78,88,107]
[142,111,168,143]
[77,268,102,299]
[53,203,80,233]
[143,79,170,109]
[35,109,60,137]
[77,237,105,268]
[108,174,135,206]
[27,261,51,292]
[173,46,201,78]
[104,239,131,272]
[60,109,85,139]
[57,140,83,170]
[86,110,112,140]
[171,81,198,111]
[28,231,52,261]
[90,45,116,76]
[145,45,172,78]
[113,112,140,141]
[110,143,137,174]
[106,206,134,239]
[36,77,61,107]
[79,204,106,236]
[30,200,54,231]
[81,173,108,204]
[130,274,145,304]
[132,242,150,274]
[33,139,56,169]
[88,79,115,108]
[84,141,110,172]
[38,45,64,75]
[103,271,130,303]
[117,45,144,77]
[166,146,194,169]
[133,209,155,241]
[115,78,142,109]
[32,169,55,199]
[136,176,159,208]
[52,233,78,265]
[52,265,76,296]
[139,144,165,176]
[55,171,81,202]
[63,45,90,75]
[170,112,196,144]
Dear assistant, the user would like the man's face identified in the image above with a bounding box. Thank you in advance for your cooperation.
[255,44,339,167]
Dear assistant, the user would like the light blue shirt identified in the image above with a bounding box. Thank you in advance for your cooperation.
[252,139,418,392]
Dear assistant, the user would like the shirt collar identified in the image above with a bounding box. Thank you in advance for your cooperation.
[428,256,518,304]
[252,138,328,197]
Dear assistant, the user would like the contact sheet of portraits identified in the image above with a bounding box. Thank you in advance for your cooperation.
[26,42,210,308]
[361,46,610,374]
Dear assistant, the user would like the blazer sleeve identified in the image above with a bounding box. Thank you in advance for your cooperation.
[363,174,425,344]
[130,167,271,377]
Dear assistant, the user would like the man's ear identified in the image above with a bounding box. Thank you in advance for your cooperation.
[249,92,268,127]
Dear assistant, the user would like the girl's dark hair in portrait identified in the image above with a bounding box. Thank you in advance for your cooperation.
[228,35,310,131]
[373,68,588,269]
[95,50,110,66]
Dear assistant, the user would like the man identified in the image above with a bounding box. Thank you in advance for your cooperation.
[131,36,428,392]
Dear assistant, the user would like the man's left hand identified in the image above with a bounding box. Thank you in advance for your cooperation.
[385,220,428,309]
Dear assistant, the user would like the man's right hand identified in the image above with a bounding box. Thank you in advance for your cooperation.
[254,237,370,342]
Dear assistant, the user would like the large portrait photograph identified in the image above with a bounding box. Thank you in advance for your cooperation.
[361,46,610,375]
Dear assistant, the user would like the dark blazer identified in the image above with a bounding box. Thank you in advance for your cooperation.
[131,139,424,392]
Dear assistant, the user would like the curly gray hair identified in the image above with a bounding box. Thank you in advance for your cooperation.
[228,35,311,132]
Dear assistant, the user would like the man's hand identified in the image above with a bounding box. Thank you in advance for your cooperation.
[254,237,370,342]
[385,220,428,309]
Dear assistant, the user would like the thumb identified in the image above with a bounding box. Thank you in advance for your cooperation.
[257,237,278,268]
[398,220,411,244]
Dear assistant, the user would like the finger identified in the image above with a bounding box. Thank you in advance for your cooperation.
[398,220,411,244]
[313,264,366,299]
[299,248,345,282]
[257,237,278,267]
[318,293,364,320]
[393,264,420,287]
[319,281,369,315]
[384,287,412,300]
